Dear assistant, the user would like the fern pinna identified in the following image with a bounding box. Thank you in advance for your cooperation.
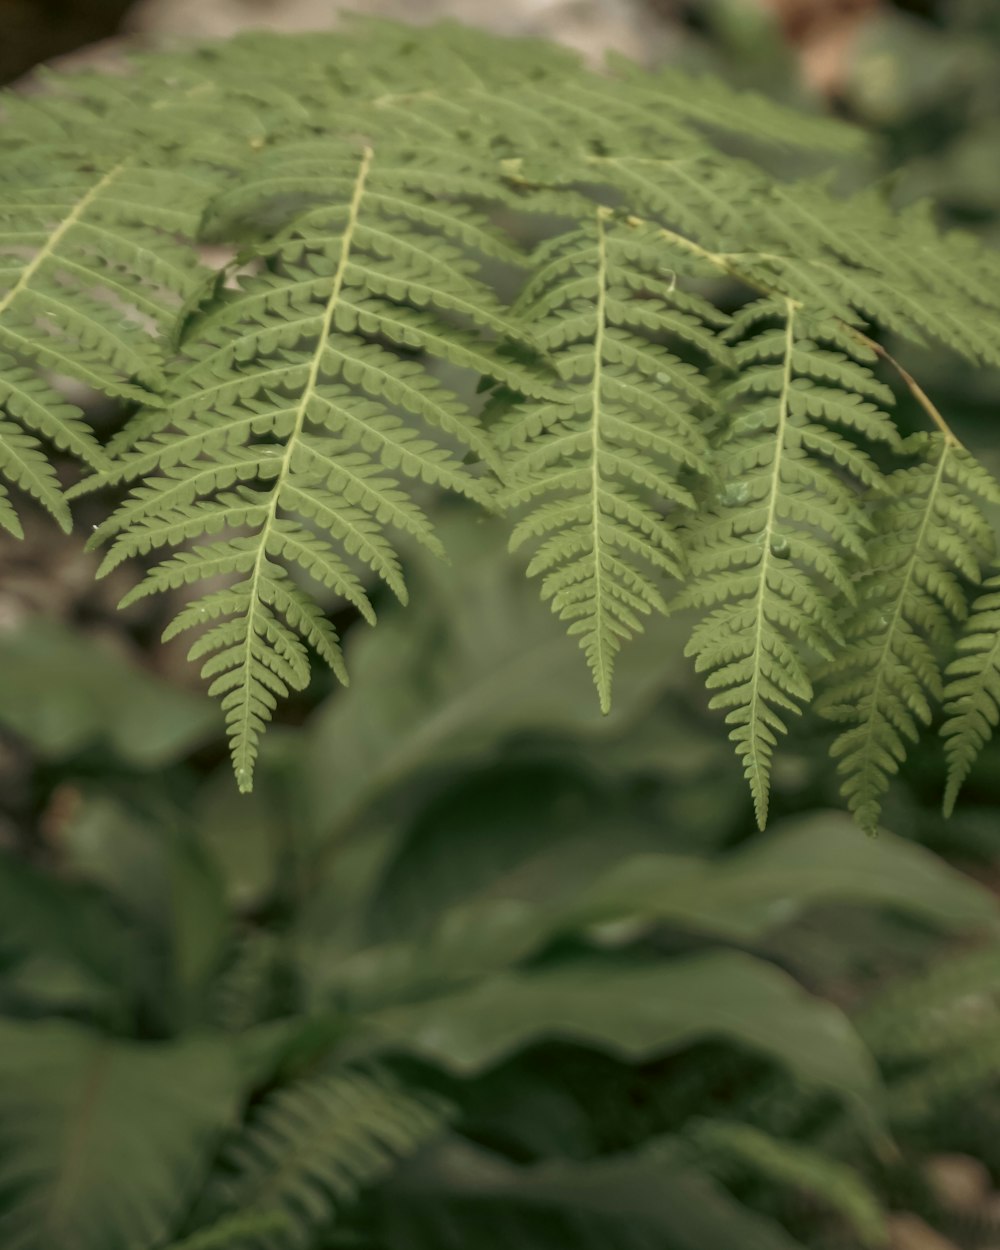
[3,18,1000,828]
[682,300,900,829]
[496,211,722,710]
[85,140,539,787]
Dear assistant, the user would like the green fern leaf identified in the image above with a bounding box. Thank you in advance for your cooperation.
[638,61,862,153]
[0,162,207,531]
[941,573,1000,815]
[497,212,721,710]
[161,1213,291,1250]
[858,945,1000,1126]
[819,435,1000,833]
[742,181,1000,367]
[5,18,1000,822]
[85,144,542,789]
[0,1020,238,1250]
[194,1066,450,1250]
[857,945,1000,1065]
[682,299,897,828]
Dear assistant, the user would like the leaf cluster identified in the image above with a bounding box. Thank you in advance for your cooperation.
[2,19,1000,828]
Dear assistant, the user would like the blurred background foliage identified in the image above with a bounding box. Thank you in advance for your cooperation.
[2,3,1000,1250]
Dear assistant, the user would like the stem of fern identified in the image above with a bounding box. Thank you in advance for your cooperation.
[845,329,965,450]
[626,219,965,449]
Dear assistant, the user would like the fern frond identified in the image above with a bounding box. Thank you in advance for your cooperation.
[5,18,1000,822]
[941,574,1000,815]
[682,299,897,828]
[819,435,1000,833]
[863,948,1000,1126]
[210,929,279,1034]
[85,144,544,789]
[886,1030,1000,1126]
[640,62,862,153]
[496,213,722,710]
[195,1067,450,1250]
[685,1119,886,1247]
[0,162,208,532]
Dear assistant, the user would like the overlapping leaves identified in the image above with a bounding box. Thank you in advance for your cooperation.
[0,19,997,821]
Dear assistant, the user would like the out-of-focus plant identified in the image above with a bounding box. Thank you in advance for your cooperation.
[1,517,998,1250]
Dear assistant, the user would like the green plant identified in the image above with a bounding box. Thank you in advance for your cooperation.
[5,503,1000,1250]
[2,20,999,831]
[1,687,996,1250]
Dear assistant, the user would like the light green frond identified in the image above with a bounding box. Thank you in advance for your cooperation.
[819,436,1000,833]
[682,300,896,828]
[498,213,718,711]
[639,62,863,153]
[685,1120,885,1247]
[941,574,1000,815]
[85,143,544,789]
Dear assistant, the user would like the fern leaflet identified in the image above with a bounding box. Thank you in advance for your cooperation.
[682,299,897,828]
[84,142,542,789]
[941,573,1000,815]
[497,212,721,708]
[819,436,1000,832]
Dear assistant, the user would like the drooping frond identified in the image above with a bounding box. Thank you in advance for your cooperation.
[681,299,899,828]
[2,18,999,823]
[0,161,208,533]
[819,436,1000,833]
[495,212,723,709]
[194,1066,450,1250]
[941,573,1000,815]
[84,143,543,790]
[160,1213,292,1250]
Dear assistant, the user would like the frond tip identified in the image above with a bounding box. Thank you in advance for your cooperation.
[941,574,1000,815]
